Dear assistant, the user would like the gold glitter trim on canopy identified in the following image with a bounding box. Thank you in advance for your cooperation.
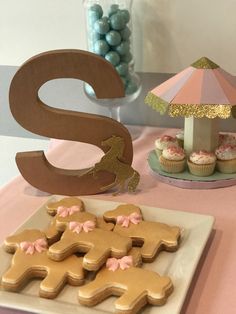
[191,57,219,69]
[168,104,232,119]
[144,92,169,114]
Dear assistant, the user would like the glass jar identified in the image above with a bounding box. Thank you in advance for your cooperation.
[83,0,140,98]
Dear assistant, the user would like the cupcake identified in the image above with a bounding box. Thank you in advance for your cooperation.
[159,146,186,173]
[215,144,236,173]
[218,133,236,146]
[187,150,216,176]
[155,135,179,157]
[176,129,184,148]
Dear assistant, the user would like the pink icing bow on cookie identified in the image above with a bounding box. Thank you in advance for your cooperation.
[20,238,47,255]
[106,256,133,271]
[69,221,95,234]
[57,205,81,217]
[116,212,142,228]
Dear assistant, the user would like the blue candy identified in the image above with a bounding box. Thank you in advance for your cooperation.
[94,17,110,35]
[105,51,120,66]
[125,79,138,95]
[115,41,130,56]
[101,16,109,23]
[89,4,103,16]
[88,4,103,23]
[105,30,121,46]
[120,9,130,23]
[121,51,133,63]
[120,26,131,40]
[108,4,119,17]
[94,40,110,56]
[110,12,126,30]
[91,30,102,41]
[88,12,101,24]
[116,62,129,76]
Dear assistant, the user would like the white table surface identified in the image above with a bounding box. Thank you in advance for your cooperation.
[0,135,49,187]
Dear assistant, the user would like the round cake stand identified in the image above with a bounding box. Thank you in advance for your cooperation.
[148,151,236,190]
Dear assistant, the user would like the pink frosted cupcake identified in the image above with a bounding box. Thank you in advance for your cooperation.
[215,144,236,173]
[187,150,216,176]
[159,146,186,173]
[219,133,236,146]
[155,135,179,157]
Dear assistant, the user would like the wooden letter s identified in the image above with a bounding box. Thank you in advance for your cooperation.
[9,49,133,195]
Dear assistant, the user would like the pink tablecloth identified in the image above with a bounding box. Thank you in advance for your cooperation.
[1,126,236,314]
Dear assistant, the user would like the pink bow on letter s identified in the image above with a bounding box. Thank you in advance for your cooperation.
[20,238,47,255]
[69,221,95,234]
[57,205,81,218]
[106,256,133,271]
[116,212,142,228]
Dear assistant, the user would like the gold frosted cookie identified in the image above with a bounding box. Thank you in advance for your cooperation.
[103,204,181,262]
[1,229,85,298]
[48,212,132,271]
[78,248,173,313]
[46,197,85,215]
[45,197,85,243]
[45,197,114,242]
[96,216,114,231]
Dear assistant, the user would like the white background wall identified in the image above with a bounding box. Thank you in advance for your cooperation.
[1,0,236,74]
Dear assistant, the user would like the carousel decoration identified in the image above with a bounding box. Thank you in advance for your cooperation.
[145,57,236,154]
[145,57,236,189]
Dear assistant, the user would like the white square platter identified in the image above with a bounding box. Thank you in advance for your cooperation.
[0,196,214,314]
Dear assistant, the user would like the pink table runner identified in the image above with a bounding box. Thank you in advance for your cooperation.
[0,126,236,314]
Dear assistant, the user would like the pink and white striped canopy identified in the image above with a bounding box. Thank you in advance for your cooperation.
[145,57,236,118]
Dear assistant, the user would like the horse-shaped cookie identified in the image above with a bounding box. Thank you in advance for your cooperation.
[78,248,173,313]
[45,197,114,243]
[1,229,85,298]
[44,196,85,243]
[103,204,181,262]
[48,212,132,271]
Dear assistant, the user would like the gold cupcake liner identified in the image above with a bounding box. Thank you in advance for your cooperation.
[216,158,236,174]
[159,155,186,173]
[187,160,216,177]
